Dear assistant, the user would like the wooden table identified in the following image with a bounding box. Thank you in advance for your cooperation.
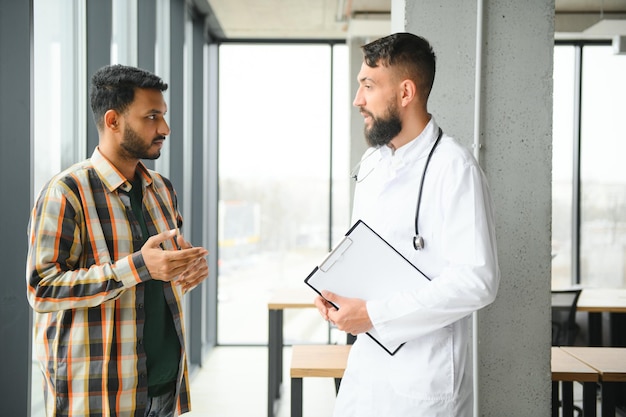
[551,347,599,417]
[290,344,351,417]
[561,346,626,417]
[267,288,316,417]
[577,288,626,346]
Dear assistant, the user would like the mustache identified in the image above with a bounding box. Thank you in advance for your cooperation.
[359,107,373,118]
[153,136,166,142]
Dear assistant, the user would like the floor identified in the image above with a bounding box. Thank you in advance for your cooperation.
[32,345,617,416]
[31,345,337,417]
[185,347,606,417]
[184,346,337,417]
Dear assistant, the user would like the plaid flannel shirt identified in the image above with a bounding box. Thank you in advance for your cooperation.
[26,148,191,417]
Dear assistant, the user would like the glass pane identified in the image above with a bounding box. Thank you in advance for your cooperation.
[217,44,337,345]
[580,46,626,288]
[32,1,82,416]
[552,45,575,288]
[33,0,80,196]
[112,0,138,65]
[331,45,352,246]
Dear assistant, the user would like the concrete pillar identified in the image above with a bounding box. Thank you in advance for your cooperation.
[400,1,554,416]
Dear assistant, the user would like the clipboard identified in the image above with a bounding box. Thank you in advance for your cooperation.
[304,220,430,355]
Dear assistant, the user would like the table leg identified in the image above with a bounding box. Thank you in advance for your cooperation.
[291,377,303,417]
[268,309,284,417]
[588,312,603,346]
[552,381,559,417]
[601,381,616,417]
[562,381,574,417]
[609,313,626,410]
[582,381,597,417]
[609,312,626,347]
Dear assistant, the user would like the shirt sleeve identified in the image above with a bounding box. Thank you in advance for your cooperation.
[26,181,149,313]
[366,158,500,346]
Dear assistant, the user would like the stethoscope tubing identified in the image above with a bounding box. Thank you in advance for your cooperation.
[413,127,443,251]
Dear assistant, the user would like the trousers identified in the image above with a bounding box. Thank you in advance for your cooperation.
[144,389,176,417]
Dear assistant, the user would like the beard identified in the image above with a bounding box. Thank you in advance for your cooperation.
[363,102,402,148]
[121,124,164,160]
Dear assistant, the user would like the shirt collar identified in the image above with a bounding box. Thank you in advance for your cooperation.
[90,147,154,193]
[379,117,441,165]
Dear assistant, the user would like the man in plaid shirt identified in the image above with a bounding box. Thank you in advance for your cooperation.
[26,64,209,417]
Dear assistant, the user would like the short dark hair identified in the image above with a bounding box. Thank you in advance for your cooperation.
[362,33,436,101]
[89,64,168,131]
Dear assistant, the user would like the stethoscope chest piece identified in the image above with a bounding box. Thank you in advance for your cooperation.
[413,235,424,251]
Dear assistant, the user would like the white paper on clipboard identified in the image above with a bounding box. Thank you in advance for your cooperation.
[304,220,430,356]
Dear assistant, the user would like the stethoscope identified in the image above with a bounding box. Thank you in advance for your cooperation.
[351,127,443,251]
[413,127,443,251]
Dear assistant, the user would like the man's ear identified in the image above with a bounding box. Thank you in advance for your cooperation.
[399,79,417,107]
[104,110,120,131]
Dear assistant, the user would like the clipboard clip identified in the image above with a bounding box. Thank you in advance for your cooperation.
[320,237,353,272]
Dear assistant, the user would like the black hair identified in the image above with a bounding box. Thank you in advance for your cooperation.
[89,64,168,131]
[362,33,436,101]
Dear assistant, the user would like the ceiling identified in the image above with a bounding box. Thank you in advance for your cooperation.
[191,0,626,41]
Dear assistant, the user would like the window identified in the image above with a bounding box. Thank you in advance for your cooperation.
[552,43,626,288]
[33,0,85,197]
[217,43,350,345]
[552,45,575,288]
[579,46,626,287]
[32,1,86,415]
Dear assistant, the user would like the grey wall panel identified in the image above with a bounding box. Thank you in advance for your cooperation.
[167,0,186,200]
[138,0,157,171]
[86,0,112,157]
[188,8,208,366]
[0,1,34,415]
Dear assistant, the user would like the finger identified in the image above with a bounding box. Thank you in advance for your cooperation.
[181,265,208,292]
[177,234,192,250]
[179,271,207,292]
[314,297,329,319]
[327,309,340,328]
[178,258,208,281]
[177,258,208,285]
[321,290,335,299]
[157,251,207,281]
[145,229,177,248]
[168,247,208,263]
[321,290,342,306]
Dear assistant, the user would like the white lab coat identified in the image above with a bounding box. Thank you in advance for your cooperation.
[335,118,500,417]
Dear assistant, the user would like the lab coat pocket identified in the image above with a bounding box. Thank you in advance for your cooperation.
[388,326,454,401]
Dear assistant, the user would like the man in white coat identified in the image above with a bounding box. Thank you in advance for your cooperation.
[314,33,500,416]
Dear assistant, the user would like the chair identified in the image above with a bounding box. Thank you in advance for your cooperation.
[551,289,582,346]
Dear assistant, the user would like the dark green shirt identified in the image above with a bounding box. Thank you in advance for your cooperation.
[128,177,180,396]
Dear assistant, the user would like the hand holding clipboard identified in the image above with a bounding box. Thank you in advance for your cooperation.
[305,220,430,355]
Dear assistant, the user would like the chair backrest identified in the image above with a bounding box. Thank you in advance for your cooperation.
[551,289,582,346]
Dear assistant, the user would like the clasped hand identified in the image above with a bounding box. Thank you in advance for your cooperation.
[314,290,373,335]
[141,229,209,292]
